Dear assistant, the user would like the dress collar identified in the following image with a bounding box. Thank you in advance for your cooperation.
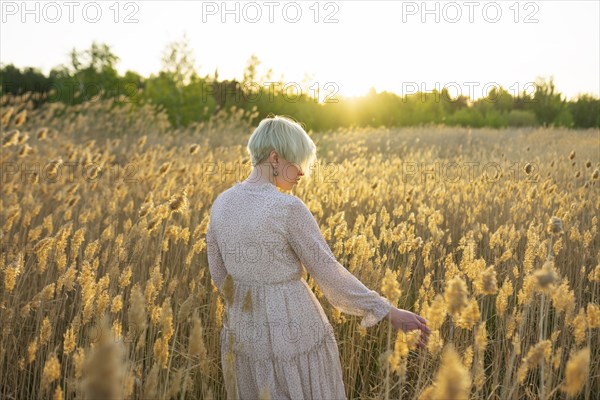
[235,181,278,192]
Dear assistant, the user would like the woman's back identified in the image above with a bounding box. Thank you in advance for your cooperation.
[208,181,303,285]
[207,180,396,399]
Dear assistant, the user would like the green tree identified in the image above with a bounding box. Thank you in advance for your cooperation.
[241,54,262,101]
[144,34,215,127]
[0,64,51,105]
[440,87,469,115]
[568,94,600,128]
[70,41,121,102]
[528,76,564,126]
[243,54,261,84]
[160,32,198,88]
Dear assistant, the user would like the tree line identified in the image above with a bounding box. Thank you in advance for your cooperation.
[1,39,598,132]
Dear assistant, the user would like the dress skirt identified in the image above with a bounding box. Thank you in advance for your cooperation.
[219,278,348,400]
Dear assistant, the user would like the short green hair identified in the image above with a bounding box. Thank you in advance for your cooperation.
[247,115,317,179]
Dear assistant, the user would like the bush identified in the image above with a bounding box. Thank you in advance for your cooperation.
[553,109,574,128]
[445,107,485,127]
[484,110,508,128]
[507,110,538,127]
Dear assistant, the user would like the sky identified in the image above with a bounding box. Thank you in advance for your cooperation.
[1,0,599,101]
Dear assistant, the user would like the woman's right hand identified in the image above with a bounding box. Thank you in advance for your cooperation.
[386,307,431,348]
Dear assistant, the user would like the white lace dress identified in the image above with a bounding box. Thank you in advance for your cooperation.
[206,181,393,400]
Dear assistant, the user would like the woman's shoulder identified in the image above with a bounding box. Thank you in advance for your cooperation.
[274,190,307,208]
[210,183,308,210]
[280,194,316,222]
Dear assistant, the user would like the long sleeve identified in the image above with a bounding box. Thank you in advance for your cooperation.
[286,197,393,328]
[206,220,227,293]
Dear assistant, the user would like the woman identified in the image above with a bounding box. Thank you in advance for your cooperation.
[206,115,430,399]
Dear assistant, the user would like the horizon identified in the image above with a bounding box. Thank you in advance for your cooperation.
[1,1,598,102]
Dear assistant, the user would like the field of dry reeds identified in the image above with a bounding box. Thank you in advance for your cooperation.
[1,93,598,399]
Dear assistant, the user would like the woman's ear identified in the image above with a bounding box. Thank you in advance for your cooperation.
[270,150,279,163]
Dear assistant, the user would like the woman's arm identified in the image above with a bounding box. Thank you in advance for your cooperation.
[286,197,393,328]
[286,197,431,342]
[206,220,227,292]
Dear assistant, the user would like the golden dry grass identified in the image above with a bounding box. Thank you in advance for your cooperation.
[1,92,598,399]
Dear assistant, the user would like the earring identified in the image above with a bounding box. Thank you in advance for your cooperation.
[273,169,279,176]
